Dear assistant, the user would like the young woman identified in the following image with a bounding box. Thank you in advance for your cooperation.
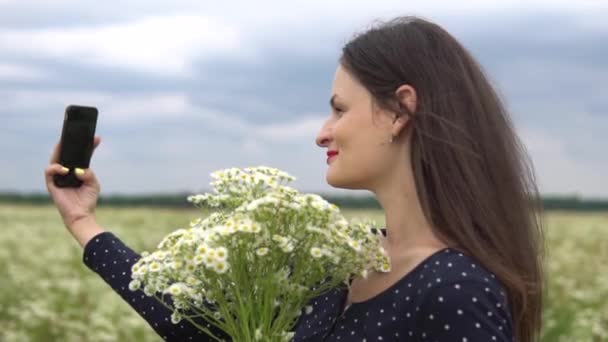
[45,15,544,342]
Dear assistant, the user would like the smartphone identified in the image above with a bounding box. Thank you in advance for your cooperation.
[53,105,98,188]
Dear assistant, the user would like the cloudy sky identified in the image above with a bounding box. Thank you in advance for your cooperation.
[1,0,606,198]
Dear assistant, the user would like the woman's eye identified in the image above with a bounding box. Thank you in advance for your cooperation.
[334,108,344,116]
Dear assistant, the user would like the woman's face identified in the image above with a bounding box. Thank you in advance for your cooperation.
[316,64,399,191]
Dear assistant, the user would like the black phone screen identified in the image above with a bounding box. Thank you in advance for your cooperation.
[59,106,98,168]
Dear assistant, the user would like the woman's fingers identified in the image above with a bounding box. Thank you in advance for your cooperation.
[45,163,69,189]
[74,167,98,184]
[49,142,61,164]
[93,136,101,149]
[76,167,101,194]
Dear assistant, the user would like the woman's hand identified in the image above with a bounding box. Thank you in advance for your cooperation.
[45,136,105,247]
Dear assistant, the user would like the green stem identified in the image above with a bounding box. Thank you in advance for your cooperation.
[152,294,225,342]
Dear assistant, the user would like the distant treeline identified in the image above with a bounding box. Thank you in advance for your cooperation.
[1,192,608,211]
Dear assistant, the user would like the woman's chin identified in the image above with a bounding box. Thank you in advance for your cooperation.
[326,168,352,189]
[326,167,341,187]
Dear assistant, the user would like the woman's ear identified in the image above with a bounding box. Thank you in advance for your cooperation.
[390,113,410,138]
[391,84,417,137]
[395,84,417,114]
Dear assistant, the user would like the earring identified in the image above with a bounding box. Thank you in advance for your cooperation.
[389,134,395,143]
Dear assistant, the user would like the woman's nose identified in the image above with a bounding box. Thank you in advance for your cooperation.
[316,129,331,148]
[317,137,330,148]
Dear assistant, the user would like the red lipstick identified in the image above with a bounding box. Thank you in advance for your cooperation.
[327,150,339,163]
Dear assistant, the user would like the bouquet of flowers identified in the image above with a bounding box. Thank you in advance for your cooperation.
[128,166,390,342]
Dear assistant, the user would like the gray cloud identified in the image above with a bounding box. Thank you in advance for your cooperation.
[1,2,606,196]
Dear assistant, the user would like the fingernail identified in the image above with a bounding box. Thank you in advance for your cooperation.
[61,166,69,173]
[75,168,85,176]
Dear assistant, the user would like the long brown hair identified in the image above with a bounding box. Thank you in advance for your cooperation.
[340,16,545,341]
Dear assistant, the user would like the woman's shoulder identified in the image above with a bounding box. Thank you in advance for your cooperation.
[424,247,506,292]
[374,228,506,295]
[412,249,514,339]
[402,246,508,303]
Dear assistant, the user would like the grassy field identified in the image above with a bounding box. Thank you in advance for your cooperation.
[1,204,606,341]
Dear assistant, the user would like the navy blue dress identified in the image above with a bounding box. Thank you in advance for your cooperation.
[83,229,513,341]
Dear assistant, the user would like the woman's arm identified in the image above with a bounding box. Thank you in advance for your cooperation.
[44,139,228,340]
[83,231,230,342]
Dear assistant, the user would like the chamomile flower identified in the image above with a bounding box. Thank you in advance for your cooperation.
[196,244,208,255]
[310,247,323,258]
[251,224,261,233]
[213,260,229,274]
[280,242,295,253]
[128,279,141,291]
[149,261,162,272]
[347,239,362,252]
[171,311,182,324]
[256,247,269,256]
[255,328,263,341]
[215,247,228,261]
[165,283,183,296]
[193,254,206,266]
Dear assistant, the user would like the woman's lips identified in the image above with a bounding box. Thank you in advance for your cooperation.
[327,153,338,164]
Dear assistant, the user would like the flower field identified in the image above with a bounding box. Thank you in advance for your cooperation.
[1,204,606,341]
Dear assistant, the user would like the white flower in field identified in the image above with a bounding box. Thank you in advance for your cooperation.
[204,254,216,266]
[128,279,141,291]
[213,260,229,274]
[255,328,263,341]
[193,254,205,266]
[149,261,162,273]
[305,224,324,235]
[165,283,188,297]
[151,250,168,260]
[189,217,202,227]
[170,260,184,270]
[215,247,228,261]
[281,331,295,342]
[135,264,149,276]
[218,225,231,236]
[280,242,295,253]
[186,263,196,272]
[196,244,208,255]
[171,311,182,324]
[155,281,168,293]
[380,262,391,272]
[288,202,302,210]
[272,234,287,245]
[251,223,261,233]
[347,239,362,252]
[310,247,323,258]
[246,200,260,211]
[256,247,269,256]
[321,247,334,257]
[144,284,155,296]
[186,276,200,287]
[187,194,210,204]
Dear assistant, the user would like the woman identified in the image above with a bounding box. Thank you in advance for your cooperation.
[45,16,544,341]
